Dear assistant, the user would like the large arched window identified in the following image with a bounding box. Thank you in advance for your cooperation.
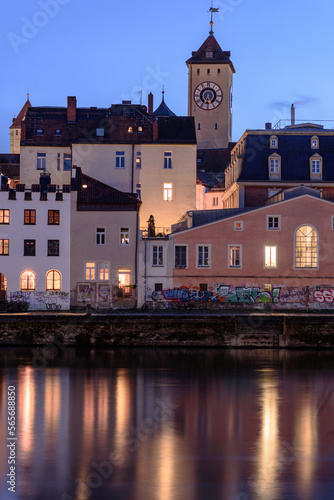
[46,270,61,291]
[20,270,36,290]
[295,225,318,268]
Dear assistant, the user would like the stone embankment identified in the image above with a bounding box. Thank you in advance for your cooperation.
[1,311,334,348]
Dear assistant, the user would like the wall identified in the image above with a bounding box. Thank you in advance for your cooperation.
[20,146,72,187]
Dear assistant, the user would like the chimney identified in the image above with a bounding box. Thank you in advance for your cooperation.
[67,96,77,122]
[265,122,272,130]
[148,93,153,115]
[291,104,295,126]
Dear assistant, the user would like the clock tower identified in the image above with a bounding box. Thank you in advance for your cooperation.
[186,19,235,150]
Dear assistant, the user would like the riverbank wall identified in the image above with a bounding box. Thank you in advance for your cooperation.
[1,312,334,348]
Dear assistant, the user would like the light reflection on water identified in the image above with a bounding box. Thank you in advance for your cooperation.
[0,348,334,500]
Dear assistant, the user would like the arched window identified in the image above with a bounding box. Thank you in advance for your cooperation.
[46,270,61,291]
[21,270,36,290]
[295,225,318,268]
[270,135,278,148]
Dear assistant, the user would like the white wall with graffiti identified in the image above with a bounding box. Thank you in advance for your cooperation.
[8,291,70,311]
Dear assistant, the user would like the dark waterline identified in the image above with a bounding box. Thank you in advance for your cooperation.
[1,347,334,500]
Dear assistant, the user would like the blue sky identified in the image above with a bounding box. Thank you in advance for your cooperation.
[1,0,334,152]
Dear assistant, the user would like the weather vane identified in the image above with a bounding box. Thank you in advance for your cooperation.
[208,1,219,35]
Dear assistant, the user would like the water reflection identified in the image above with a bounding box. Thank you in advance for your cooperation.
[0,348,333,500]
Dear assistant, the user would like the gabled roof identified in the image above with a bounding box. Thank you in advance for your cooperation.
[75,171,140,211]
[10,97,31,129]
[186,35,235,72]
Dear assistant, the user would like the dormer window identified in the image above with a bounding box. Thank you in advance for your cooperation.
[268,153,281,180]
[36,129,43,136]
[96,128,104,137]
[270,135,278,148]
[55,129,61,136]
[311,136,319,149]
[128,126,133,133]
[310,154,322,179]
[206,50,213,58]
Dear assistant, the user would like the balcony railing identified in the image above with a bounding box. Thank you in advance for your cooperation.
[141,227,171,238]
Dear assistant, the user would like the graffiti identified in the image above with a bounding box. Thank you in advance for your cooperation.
[314,288,334,303]
[153,285,281,304]
[77,284,95,303]
[9,291,70,311]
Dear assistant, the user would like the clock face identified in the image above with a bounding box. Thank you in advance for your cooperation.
[194,82,223,110]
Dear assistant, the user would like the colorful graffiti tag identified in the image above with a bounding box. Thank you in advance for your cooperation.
[314,288,334,303]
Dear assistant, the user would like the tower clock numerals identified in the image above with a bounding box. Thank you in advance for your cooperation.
[194,82,223,110]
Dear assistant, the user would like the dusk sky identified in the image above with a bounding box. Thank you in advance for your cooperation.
[1,0,334,152]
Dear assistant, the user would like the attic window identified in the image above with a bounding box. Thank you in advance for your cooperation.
[206,50,213,58]
[36,129,44,136]
[311,136,319,149]
[138,126,143,133]
[128,126,133,133]
[96,128,104,137]
[55,129,61,136]
[270,136,278,148]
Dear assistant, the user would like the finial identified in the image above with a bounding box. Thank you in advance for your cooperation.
[27,87,30,101]
[162,86,165,102]
[208,1,219,35]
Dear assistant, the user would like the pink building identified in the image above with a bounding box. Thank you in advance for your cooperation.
[146,187,334,309]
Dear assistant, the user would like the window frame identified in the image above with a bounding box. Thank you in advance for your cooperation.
[120,227,130,245]
[267,215,281,231]
[0,239,9,255]
[0,209,10,224]
[264,245,277,269]
[98,261,110,281]
[47,240,60,256]
[234,221,243,231]
[20,270,36,291]
[163,183,173,201]
[85,262,96,281]
[136,151,142,169]
[163,152,172,169]
[46,270,61,290]
[48,210,60,225]
[152,245,164,267]
[311,136,319,149]
[309,154,322,179]
[96,227,106,246]
[294,224,318,270]
[63,153,72,171]
[174,245,187,269]
[196,244,211,268]
[270,135,278,148]
[228,244,242,269]
[24,239,36,257]
[115,151,125,169]
[37,152,46,170]
[268,153,281,180]
[24,209,36,225]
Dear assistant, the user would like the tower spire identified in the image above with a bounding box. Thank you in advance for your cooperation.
[208,1,219,35]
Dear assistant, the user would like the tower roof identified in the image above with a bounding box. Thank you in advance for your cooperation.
[153,90,176,117]
[186,34,235,72]
[10,95,32,129]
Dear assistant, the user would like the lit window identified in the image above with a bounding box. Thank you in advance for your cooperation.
[24,210,36,225]
[98,262,110,281]
[268,154,281,179]
[24,240,35,256]
[0,209,10,224]
[228,245,241,268]
[153,246,163,266]
[20,270,35,290]
[265,246,277,268]
[197,245,210,267]
[136,151,142,169]
[270,136,278,148]
[48,210,60,225]
[117,267,131,296]
[267,215,281,230]
[234,221,243,231]
[85,262,96,280]
[46,270,61,290]
[96,228,105,245]
[164,152,172,169]
[295,225,318,268]
[175,246,187,268]
[116,151,125,168]
[63,153,72,171]
[120,227,129,245]
[138,126,143,133]
[311,136,319,149]
[37,152,46,170]
[128,126,133,133]
[310,154,322,178]
[163,183,172,201]
[0,239,9,255]
[48,240,59,256]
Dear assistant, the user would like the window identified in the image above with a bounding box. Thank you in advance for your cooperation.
[55,129,61,136]
[268,154,281,179]
[57,153,61,171]
[311,136,319,149]
[295,225,318,269]
[138,126,143,133]
[234,221,243,231]
[48,210,60,225]
[136,151,142,169]
[136,183,141,200]
[212,197,218,206]
[0,240,9,255]
[207,69,211,74]
[96,228,105,245]
[24,209,36,225]
[217,68,221,74]
[175,246,187,268]
[0,209,9,224]
[117,267,131,296]
[155,283,163,292]
[116,151,125,168]
[46,270,61,290]
[120,227,129,245]
[24,240,36,256]
[310,154,322,178]
[206,50,213,58]
[228,245,241,268]
[197,69,200,75]
[98,262,110,281]
[63,153,72,171]
[198,123,201,130]
[270,136,278,148]
[153,245,163,266]
[37,152,46,170]
[164,152,172,169]
[214,123,218,130]
[127,126,133,133]
[20,270,35,290]
[268,188,280,198]
[197,245,210,267]
[48,240,59,256]
[96,128,104,137]
[264,246,277,268]
[267,215,281,230]
[36,129,43,136]
[163,183,172,201]
[85,262,96,280]
[200,283,208,291]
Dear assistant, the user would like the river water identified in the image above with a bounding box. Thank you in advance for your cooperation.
[0,347,334,500]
